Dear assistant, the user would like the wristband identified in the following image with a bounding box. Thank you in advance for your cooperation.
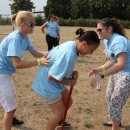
[37,59,41,66]
[101,65,105,71]
[67,79,71,86]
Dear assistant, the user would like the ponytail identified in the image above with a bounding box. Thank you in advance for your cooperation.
[11,14,17,26]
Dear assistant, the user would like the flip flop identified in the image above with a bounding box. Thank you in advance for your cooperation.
[103,122,121,127]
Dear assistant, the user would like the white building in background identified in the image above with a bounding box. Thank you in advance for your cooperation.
[0,14,11,18]
[0,11,45,18]
[32,11,45,18]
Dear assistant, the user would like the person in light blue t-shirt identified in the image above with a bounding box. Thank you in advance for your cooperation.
[88,17,130,130]
[54,16,60,44]
[0,11,50,130]
[32,28,100,130]
[41,14,59,51]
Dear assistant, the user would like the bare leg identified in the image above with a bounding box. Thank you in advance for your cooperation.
[112,120,121,130]
[61,88,73,111]
[46,99,65,130]
[3,109,16,130]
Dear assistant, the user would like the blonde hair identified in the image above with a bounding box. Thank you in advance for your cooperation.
[11,11,34,27]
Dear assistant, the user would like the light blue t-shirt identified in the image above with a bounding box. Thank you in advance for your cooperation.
[0,30,35,74]
[32,41,79,98]
[56,24,60,36]
[46,21,58,38]
[103,33,130,76]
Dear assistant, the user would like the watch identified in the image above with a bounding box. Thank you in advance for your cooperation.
[99,73,104,78]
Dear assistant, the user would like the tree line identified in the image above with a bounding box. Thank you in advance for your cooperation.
[10,0,130,20]
[44,0,130,20]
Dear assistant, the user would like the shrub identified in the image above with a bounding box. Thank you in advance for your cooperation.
[0,17,129,29]
[0,17,11,25]
[76,18,87,26]
[35,14,44,26]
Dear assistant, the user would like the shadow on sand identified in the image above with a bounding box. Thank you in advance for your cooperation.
[121,125,130,130]
[57,127,74,130]
[13,125,36,130]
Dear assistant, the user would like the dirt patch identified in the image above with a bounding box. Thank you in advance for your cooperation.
[0,25,130,130]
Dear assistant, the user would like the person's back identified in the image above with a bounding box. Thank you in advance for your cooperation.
[32,41,78,98]
[32,27,100,130]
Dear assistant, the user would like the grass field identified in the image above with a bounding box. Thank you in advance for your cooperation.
[0,25,130,130]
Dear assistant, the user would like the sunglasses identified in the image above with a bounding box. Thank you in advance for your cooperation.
[24,22,36,27]
[96,28,104,32]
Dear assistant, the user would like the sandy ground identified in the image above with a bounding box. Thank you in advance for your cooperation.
[0,25,130,130]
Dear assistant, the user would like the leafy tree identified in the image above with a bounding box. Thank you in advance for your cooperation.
[44,0,130,20]
[70,0,90,19]
[10,0,35,14]
[44,0,71,19]
[88,0,130,20]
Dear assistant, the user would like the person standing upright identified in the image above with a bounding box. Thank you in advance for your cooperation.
[54,16,60,44]
[41,14,59,51]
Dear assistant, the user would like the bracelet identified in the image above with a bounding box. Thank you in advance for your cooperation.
[67,79,71,86]
[37,59,41,66]
[101,65,105,71]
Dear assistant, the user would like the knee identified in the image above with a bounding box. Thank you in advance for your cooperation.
[9,109,16,115]
[55,107,65,119]
[69,97,73,107]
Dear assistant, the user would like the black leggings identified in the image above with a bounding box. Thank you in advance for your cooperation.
[46,35,59,51]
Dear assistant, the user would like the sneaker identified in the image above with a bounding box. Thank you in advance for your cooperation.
[12,117,24,125]
[57,121,71,128]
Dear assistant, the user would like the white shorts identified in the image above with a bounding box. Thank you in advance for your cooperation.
[0,74,16,112]
[40,94,62,104]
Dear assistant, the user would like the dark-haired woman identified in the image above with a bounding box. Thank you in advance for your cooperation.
[88,17,130,130]
[41,14,59,51]
[32,28,100,130]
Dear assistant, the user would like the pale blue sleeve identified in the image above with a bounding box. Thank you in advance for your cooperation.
[49,56,71,81]
[7,38,22,58]
[26,37,35,51]
[112,41,127,57]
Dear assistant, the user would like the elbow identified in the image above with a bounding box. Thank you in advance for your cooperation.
[13,64,20,69]
[122,65,126,70]
[40,26,44,31]
[119,64,126,70]
[48,74,52,80]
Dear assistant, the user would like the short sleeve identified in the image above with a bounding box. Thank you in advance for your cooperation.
[7,38,22,58]
[112,42,127,57]
[49,55,71,81]
[26,37,35,51]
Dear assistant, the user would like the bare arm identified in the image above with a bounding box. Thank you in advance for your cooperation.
[29,50,48,58]
[48,74,77,86]
[96,60,114,72]
[90,52,126,88]
[12,56,38,69]
[103,52,126,77]
[88,53,126,77]
[40,22,47,34]
[12,56,50,69]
